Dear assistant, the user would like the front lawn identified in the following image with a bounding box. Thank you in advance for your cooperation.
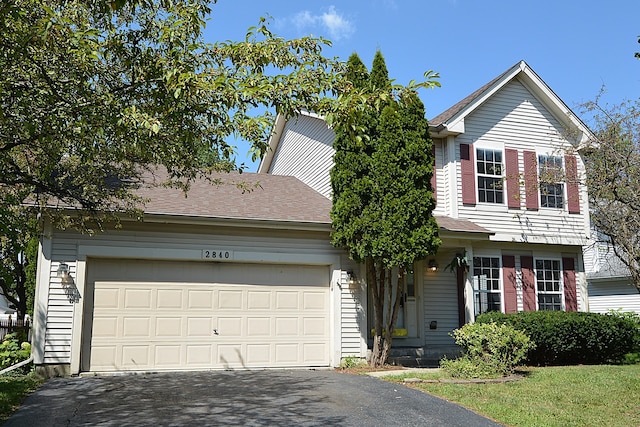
[384,365,640,427]
[0,372,45,423]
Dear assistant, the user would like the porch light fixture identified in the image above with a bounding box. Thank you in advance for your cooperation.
[347,270,357,286]
[428,260,438,272]
[57,262,70,279]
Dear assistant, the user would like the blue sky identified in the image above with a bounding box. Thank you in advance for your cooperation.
[204,1,640,170]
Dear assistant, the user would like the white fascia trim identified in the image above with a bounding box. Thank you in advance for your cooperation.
[257,114,287,173]
[444,64,523,136]
[140,213,332,232]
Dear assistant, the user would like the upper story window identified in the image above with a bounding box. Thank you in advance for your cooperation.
[538,155,564,209]
[476,148,503,204]
[535,259,563,310]
[472,256,502,316]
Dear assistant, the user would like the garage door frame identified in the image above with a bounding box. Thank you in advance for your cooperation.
[71,244,342,375]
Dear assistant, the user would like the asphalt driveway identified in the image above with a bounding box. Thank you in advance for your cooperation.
[3,369,502,426]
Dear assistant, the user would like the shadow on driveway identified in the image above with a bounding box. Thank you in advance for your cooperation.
[3,370,502,426]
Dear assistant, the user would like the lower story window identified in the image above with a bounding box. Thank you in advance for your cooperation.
[536,259,562,310]
[472,257,501,315]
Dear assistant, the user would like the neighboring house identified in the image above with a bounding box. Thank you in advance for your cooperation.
[584,235,640,314]
[32,60,594,376]
[260,60,593,361]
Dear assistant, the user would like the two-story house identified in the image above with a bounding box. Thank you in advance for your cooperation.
[30,60,592,376]
[259,60,593,361]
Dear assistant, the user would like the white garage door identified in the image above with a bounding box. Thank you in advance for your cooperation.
[85,259,330,372]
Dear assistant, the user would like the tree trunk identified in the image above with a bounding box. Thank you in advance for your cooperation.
[369,264,405,367]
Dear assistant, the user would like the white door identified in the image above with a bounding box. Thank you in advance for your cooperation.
[84,259,330,372]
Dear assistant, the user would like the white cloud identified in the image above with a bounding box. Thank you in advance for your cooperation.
[292,6,355,41]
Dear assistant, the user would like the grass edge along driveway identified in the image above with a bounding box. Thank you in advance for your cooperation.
[0,372,45,423]
[383,364,640,427]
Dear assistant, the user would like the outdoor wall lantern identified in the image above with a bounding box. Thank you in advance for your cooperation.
[347,270,357,286]
[428,259,438,272]
[57,262,70,279]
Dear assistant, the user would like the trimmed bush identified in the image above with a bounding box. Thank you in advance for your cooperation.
[476,311,639,365]
[441,322,534,378]
[0,333,31,371]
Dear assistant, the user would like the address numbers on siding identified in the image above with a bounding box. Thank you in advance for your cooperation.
[202,249,234,260]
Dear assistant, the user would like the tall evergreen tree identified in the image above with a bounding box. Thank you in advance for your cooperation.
[330,51,440,366]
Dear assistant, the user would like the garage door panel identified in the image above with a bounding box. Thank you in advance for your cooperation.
[186,345,211,365]
[122,317,151,337]
[94,288,120,309]
[304,292,327,310]
[157,289,183,309]
[187,290,214,309]
[155,345,181,366]
[218,290,243,309]
[247,317,270,336]
[121,345,150,367]
[88,260,330,372]
[93,317,118,338]
[187,318,212,336]
[247,291,271,309]
[124,289,152,309]
[217,317,242,336]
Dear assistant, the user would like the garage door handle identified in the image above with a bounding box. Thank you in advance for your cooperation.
[213,329,219,335]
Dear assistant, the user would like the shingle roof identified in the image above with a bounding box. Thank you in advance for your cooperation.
[136,169,332,224]
[429,66,513,127]
[136,170,489,234]
[435,215,492,234]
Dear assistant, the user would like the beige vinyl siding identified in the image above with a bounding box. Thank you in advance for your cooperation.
[432,139,447,216]
[269,115,336,198]
[339,258,366,358]
[45,240,79,364]
[589,280,640,314]
[454,80,588,244]
[422,251,458,347]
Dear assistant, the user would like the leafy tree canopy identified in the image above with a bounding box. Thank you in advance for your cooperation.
[582,94,640,292]
[1,0,344,229]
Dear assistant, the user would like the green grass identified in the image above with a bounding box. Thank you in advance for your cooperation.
[0,372,45,423]
[384,365,640,427]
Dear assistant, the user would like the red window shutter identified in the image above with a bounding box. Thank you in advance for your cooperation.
[502,255,517,313]
[460,143,476,205]
[431,144,437,201]
[521,256,536,311]
[565,155,580,214]
[523,151,539,210]
[505,149,520,209]
[563,257,578,311]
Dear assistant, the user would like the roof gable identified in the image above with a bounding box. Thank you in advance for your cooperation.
[429,60,592,145]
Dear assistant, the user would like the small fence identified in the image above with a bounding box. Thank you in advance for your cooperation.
[0,316,31,342]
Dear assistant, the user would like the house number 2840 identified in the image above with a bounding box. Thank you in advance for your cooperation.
[202,249,233,260]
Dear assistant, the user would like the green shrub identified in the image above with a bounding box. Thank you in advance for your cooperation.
[477,311,639,365]
[440,356,501,379]
[0,334,31,371]
[339,355,366,369]
[441,322,534,378]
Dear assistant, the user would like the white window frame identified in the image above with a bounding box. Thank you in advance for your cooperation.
[534,258,564,311]
[472,256,503,316]
[537,153,565,210]
[475,145,505,205]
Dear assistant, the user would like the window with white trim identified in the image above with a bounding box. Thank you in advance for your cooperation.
[472,256,502,315]
[538,155,564,209]
[476,148,503,204]
[535,259,562,310]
